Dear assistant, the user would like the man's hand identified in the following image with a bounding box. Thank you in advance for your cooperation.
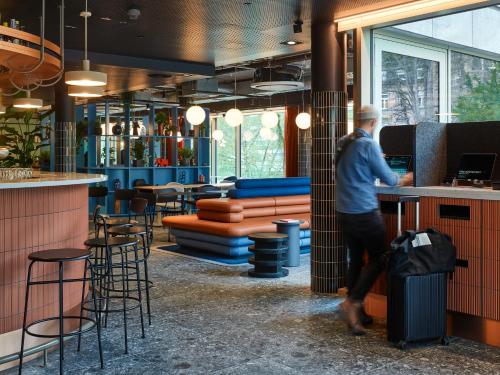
[399,172,414,186]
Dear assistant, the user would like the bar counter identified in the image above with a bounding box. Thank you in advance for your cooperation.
[368,184,500,347]
[0,172,106,370]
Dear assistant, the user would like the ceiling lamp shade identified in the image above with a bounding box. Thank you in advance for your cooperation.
[65,2,107,88]
[212,129,224,142]
[295,112,311,129]
[225,108,243,128]
[13,92,43,109]
[261,111,279,129]
[259,127,272,140]
[65,60,107,87]
[186,105,206,126]
[68,85,104,98]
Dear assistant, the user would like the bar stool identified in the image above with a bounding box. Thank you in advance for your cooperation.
[84,236,145,354]
[18,249,103,375]
[92,205,138,238]
[107,225,152,326]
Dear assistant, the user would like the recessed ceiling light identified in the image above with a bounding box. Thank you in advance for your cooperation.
[65,25,77,29]
[281,40,302,46]
[119,21,127,24]
[100,17,112,21]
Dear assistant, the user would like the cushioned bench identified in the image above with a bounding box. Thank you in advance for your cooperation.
[163,194,311,257]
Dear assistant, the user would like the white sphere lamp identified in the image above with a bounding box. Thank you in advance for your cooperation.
[295,112,311,129]
[261,111,279,128]
[243,131,254,142]
[225,108,243,127]
[186,105,206,126]
[176,131,184,143]
[213,129,224,142]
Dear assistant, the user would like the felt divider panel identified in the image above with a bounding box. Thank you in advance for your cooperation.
[446,122,500,181]
[415,122,447,186]
[379,124,415,158]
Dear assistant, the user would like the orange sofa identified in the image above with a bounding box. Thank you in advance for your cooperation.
[162,195,311,257]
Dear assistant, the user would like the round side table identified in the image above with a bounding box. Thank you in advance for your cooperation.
[273,219,304,267]
[248,232,289,278]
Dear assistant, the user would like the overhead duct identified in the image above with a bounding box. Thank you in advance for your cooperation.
[251,65,304,92]
[181,78,223,98]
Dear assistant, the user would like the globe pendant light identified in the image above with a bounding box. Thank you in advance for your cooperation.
[68,85,104,98]
[225,108,243,128]
[296,112,311,129]
[65,0,107,87]
[295,62,311,129]
[212,129,224,142]
[13,91,43,109]
[243,130,254,142]
[261,110,279,129]
[186,105,206,126]
[225,67,243,127]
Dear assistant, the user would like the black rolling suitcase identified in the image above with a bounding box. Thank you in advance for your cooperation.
[387,196,456,350]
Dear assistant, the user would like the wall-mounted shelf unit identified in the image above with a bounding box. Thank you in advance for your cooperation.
[76,99,211,213]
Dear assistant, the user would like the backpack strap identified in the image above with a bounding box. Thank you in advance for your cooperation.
[335,131,362,171]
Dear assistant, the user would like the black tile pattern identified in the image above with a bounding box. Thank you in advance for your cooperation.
[298,127,311,177]
[54,121,76,172]
[310,91,348,293]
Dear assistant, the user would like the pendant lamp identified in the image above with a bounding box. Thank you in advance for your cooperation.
[225,67,243,127]
[186,105,206,126]
[68,85,104,98]
[295,63,311,129]
[13,91,43,109]
[213,129,224,142]
[65,0,107,87]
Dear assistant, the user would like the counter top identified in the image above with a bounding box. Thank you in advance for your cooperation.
[0,172,107,189]
[377,185,500,201]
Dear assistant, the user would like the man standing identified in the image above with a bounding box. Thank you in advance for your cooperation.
[336,105,413,335]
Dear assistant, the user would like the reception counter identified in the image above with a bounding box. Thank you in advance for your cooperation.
[367,184,500,347]
[0,172,106,370]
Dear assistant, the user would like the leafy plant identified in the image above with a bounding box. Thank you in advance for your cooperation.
[39,149,50,163]
[133,139,145,161]
[0,109,44,168]
[155,111,176,134]
[177,147,194,164]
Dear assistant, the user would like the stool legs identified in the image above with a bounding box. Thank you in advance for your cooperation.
[141,234,152,326]
[18,262,34,375]
[58,262,64,374]
[133,245,146,339]
[119,248,129,354]
[88,259,104,369]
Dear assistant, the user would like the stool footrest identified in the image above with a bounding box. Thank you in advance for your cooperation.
[24,316,96,339]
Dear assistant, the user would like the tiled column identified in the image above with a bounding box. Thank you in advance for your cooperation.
[54,80,76,172]
[310,21,348,293]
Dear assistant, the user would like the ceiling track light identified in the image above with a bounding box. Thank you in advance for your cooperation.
[65,0,107,87]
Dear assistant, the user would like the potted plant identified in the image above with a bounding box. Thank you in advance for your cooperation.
[155,111,167,135]
[178,147,194,166]
[133,139,146,167]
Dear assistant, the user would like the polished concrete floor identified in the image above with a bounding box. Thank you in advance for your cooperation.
[5,228,500,374]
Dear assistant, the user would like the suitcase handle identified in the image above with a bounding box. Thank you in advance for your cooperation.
[397,196,420,236]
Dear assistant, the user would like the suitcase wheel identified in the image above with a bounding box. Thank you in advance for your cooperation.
[397,340,408,350]
[440,336,450,346]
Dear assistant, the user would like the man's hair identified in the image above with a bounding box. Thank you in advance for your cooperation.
[356,105,379,126]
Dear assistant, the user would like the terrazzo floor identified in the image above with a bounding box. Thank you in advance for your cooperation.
[5,229,500,375]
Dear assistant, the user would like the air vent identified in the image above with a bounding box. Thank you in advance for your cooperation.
[251,66,304,92]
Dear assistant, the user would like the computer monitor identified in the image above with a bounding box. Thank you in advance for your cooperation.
[456,153,497,181]
[385,155,412,177]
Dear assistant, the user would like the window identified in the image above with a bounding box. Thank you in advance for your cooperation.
[451,51,500,123]
[212,109,285,181]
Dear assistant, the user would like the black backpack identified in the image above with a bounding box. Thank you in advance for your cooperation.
[389,228,457,277]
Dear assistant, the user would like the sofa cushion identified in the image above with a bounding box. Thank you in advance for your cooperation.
[235,177,311,189]
[243,207,276,218]
[229,186,310,199]
[197,210,244,223]
[196,199,243,213]
[275,204,310,215]
[275,195,310,206]
[163,213,310,237]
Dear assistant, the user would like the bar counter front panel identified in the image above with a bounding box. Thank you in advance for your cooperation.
[0,173,106,370]
[368,186,500,347]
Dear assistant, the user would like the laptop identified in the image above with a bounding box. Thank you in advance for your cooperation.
[456,153,497,181]
[385,155,412,178]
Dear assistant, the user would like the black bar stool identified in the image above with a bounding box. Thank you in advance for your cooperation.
[18,249,103,375]
[107,225,152,326]
[84,236,145,354]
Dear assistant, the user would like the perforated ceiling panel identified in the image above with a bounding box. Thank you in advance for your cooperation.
[2,0,420,67]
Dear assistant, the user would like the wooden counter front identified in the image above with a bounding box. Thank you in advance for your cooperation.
[366,193,500,348]
[0,184,88,369]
